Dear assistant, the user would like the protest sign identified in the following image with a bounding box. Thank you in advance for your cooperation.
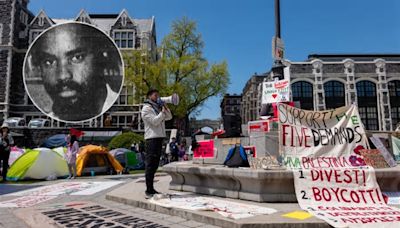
[369,136,397,167]
[359,149,390,168]
[193,140,215,158]
[278,104,368,168]
[149,193,277,219]
[8,181,123,196]
[261,79,290,104]
[14,201,168,228]
[293,165,400,227]
[0,196,57,208]
[249,156,282,170]
[390,136,400,163]
[248,120,270,134]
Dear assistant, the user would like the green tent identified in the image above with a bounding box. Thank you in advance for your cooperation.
[7,148,69,181]
[109,148,138,172]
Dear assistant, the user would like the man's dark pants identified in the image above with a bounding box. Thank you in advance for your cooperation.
[145,138,163,192]
[0,151,10,180]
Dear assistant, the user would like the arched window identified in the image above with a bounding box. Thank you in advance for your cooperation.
[356,81,378,130]
[389,80,400,130]
[292,81,314,110]
[324,81,345,109]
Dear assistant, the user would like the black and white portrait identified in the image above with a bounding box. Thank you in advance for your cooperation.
[23,22,124,122]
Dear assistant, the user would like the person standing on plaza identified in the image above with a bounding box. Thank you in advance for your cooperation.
[141,89,172,198]
[0,123,14,182]
[66,134,79,179]
[169,137,179,162]
[178,140,187,161]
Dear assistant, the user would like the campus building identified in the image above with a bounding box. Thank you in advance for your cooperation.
[220,93,242,137]
[0,0,157,129]
[241,54,400,131]
[240,73,267,124]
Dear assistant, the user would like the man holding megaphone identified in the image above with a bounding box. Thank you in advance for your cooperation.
[141,89,176,198]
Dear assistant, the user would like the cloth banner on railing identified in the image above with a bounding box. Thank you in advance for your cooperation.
[278,104,368,168]
[293,164,400,227]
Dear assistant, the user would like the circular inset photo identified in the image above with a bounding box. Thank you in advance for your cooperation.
[23,22,124,122]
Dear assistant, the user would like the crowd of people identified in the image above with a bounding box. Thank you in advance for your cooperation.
[169,137,189,162]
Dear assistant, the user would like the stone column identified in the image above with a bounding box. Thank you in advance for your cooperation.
[311,59,325,111]
[375,59,392,131]
[344,59,357,106]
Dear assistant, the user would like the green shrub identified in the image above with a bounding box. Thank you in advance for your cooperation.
[108,132,144,150]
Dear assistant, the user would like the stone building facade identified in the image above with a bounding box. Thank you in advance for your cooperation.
[242,54,400,131]
[220,93,242,137]
[0,0,157,130]
[240,73,267,124]
[285,54,400,131]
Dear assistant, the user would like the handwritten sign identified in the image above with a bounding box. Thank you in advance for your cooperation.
[293,164,400,227]
[16,202,169,227]
[360,149,390,168]
[193,140,215,158]
[0,196,57,208]
[261,79,290,104]
[248,120,270,134]
[249,156,282,170]
[278,104,368,168]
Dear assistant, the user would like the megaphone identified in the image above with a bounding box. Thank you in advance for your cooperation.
[158,93,180,106]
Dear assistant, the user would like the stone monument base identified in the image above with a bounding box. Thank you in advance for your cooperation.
[162,161,400,203]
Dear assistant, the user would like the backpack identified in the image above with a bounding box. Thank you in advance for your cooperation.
[224,145,249,168]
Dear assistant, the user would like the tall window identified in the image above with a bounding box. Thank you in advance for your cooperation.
[356,81,378,130]
[292,81,314,110]
[117,86,135,105]
[30,30,42,43]
[111,115,134,127]
[0,24,3,44]
[389,80,400,130]
[324,81,345,109]
[114,31,134,48]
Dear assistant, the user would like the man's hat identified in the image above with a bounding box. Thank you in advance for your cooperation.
[1,122,9,131]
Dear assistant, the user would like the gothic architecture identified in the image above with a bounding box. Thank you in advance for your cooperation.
[0,0,157,129]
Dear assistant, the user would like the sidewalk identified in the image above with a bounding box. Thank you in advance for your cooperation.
[106,175,330,228]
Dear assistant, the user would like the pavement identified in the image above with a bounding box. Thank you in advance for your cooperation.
[106,175,331,228]
[0,173,219,228]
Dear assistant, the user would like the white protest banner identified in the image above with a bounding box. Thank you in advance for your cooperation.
[0,195,57,208]
[370,136,397,167]
[8,181,123,196]
[278,104,368,168]
[391,136,400,163]
[261,79,290,104]
[149,193,277,219]
[294,165,400,227]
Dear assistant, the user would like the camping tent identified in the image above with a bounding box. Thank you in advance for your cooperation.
[109,148,139,172]
[8,146,25,166]
[52,147,67,158]
[42,134,67,148]
[76,145,123,176]
[7,148,68,181]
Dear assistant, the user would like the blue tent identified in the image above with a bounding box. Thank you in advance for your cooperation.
[42,134,67,148]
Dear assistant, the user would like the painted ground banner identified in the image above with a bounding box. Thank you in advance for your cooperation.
[293,165,400,227]
[0,195,57,208]
[149,193,277,219]
[8,181,123,196]
[278,104,368,168]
